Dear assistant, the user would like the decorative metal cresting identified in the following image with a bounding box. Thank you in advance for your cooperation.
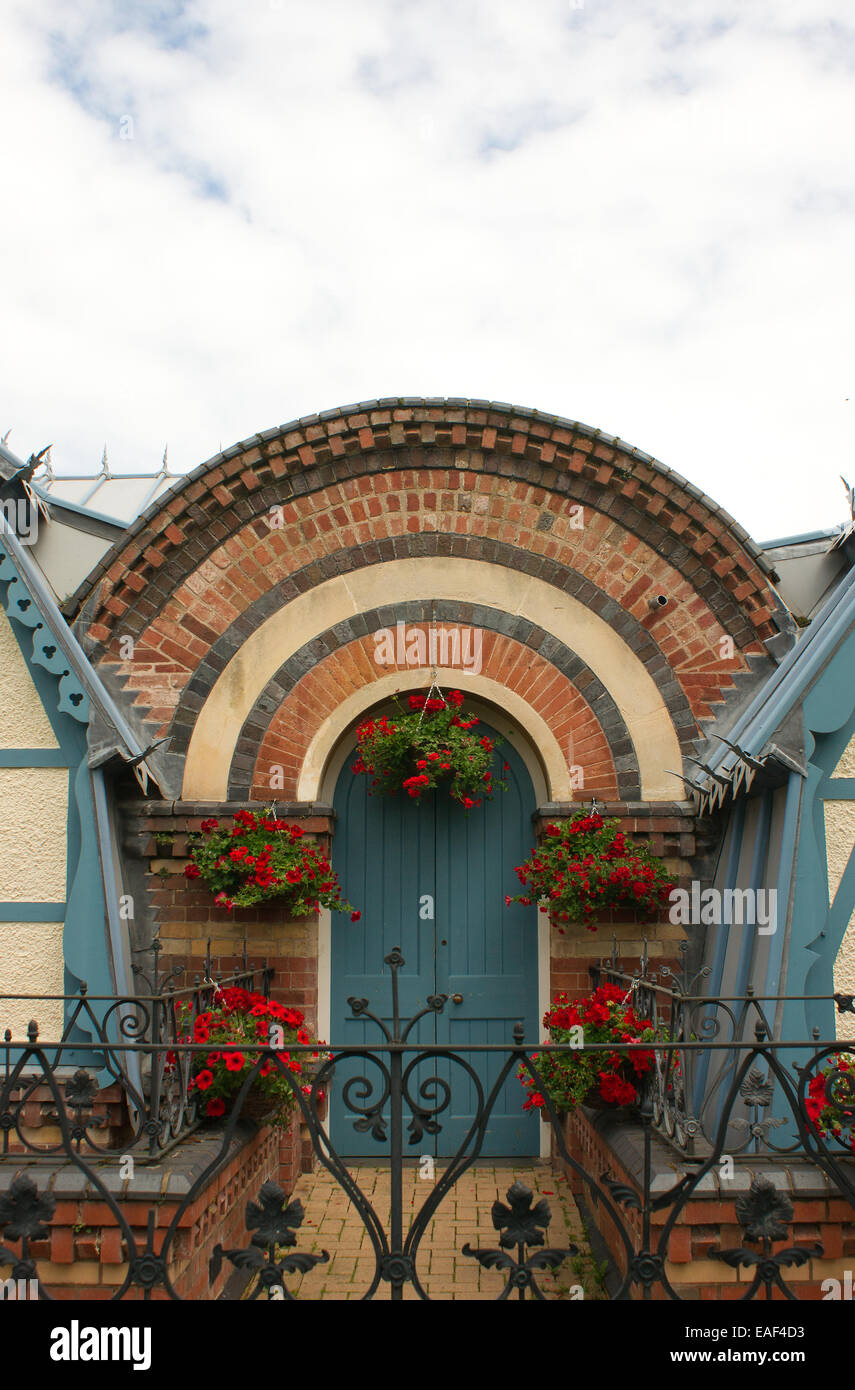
[2,945,855,1300]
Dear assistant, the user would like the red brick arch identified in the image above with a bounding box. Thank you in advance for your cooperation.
[92,474,756,736]
[244,626,623,802]
[70,399,788,796]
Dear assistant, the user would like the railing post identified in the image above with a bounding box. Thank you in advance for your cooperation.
[388,949,404,1301]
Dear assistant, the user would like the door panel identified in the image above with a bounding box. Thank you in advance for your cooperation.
[330,721,539,1158]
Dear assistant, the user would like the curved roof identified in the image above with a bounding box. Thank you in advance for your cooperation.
[65,397,787,652]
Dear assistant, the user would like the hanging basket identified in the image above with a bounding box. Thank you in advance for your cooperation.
[351,689,507,810]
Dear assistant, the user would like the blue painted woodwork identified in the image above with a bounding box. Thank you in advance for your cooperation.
[0,553,114,1060]
[330,723,540,1158]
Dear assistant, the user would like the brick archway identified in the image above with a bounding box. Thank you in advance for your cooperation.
[229,609,640,801]
[71,398,787,804]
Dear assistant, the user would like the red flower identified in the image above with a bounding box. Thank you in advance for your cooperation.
[206,1097,226,1118]
[195,1069,214,1091]
[224,1051,246,1072]
[184,863,201,879]
[598,1072,638,1105]
[351,910,361,922]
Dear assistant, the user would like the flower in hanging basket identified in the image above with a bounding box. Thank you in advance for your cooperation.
[506,813,676,932]
[177,988,330,1129]
[351,691,507,810]
[804,1052,855,1153]
[518,983,656,1113]
[184,808,357,915]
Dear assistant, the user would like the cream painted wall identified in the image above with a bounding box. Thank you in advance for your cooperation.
[830,730,855,779]
[0,611,68,1019]
[0,609,58,748]
[182,558,685,802]
[826,800,855,1010]
[0,767,68,900]
[0,923,65,1040]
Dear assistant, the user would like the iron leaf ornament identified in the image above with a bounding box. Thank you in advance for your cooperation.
[463,1181,577,1299]
[246,1182,307,1248]
[0,1173,56,1243]
[492,1180,551,1248]
[712,1176,823,1300]
[734,1176,792,1242]
[211,1181,329,1300]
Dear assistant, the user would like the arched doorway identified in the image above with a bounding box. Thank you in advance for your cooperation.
[329,716,540,1158]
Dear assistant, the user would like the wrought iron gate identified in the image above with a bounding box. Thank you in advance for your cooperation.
[1,946,854,1300]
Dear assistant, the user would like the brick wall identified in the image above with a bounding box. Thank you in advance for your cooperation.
[249,622,626,801]
[120,801,331,1032]
[556,1108,855,1300]
[2,1082,129,1154]
[540,801,694,992]
[0,1113,307,1301]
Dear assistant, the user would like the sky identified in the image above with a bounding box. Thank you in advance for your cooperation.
[1,0,854,543]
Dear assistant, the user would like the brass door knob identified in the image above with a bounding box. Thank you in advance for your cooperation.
[451,993,463,1004]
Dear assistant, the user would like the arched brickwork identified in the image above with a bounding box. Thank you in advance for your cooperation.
[234,620,628,801]
[71,399,787,802]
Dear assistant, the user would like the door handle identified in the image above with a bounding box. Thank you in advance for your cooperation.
[451,994,463,1005]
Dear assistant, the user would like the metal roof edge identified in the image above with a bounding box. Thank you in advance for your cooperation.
[704,562,855,775]
[0,517,161,789]
[31,482,130,532]
[759,526,844,550]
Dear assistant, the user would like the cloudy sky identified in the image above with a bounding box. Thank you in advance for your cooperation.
[1,0,853,541]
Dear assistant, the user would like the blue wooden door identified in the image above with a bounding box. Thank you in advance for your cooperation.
[329,722,539,1158]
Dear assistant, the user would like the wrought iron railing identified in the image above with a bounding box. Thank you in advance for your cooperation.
[0,946,853,1300]
[0,937,272,1159]
[590,937,855,1157]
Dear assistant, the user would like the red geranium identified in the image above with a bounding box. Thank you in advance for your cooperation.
[185,807,357,917]
[353,691,507,810]
[804,1053,855,1154]
[508,814,676,931]
[519,983,655,1112]
[177,988,331,1130]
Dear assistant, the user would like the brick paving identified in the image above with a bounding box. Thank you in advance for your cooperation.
[282,1161,600,1301]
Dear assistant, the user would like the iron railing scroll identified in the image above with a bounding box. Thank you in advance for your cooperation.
[0,945,853,1300]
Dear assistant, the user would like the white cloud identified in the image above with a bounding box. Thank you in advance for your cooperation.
[1,0,854,541]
